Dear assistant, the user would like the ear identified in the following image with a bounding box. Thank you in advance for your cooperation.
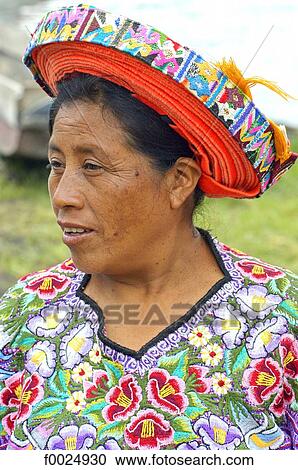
[165,157,202,210]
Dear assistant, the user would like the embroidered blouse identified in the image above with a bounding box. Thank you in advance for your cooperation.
[0,230,297,451]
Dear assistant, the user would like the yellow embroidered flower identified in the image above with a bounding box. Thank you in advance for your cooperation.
[72,362,93,383]
[188,325,212,347]
[212,373,232,396]
[66,391,86,413]
[201,343,223,366]
[89,344,102,364]
[197,62,218,82]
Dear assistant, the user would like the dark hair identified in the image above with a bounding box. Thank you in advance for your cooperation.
[49,73,204,211]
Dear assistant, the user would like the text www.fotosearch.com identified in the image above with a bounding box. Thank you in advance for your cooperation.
[43,452,254,467]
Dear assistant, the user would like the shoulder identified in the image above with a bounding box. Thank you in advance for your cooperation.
[0,258,82,348]
[215,239,297,338]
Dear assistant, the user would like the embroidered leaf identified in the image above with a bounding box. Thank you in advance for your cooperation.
[98,420,126,440]
[172,415,193,433]
[10,329,36,351]
[184,392,206,419]
[172,416,197,444]
[275,300,298,326]
[224,345,250,377]
[196,394,220,416]
[81,400,107,426]
[275,278,291,294]
[102,359,123,386]
[20,294,44,312]
[30,398,65,420]
[48,370,71,398]
[157,349,188,379]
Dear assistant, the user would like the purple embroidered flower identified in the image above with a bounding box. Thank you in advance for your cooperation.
[25,340,56,378]
[47,424,96,450]
[212,304,248,349]
[176,440,205,450]
[60,322,94,369]
[246,316,288,359]
[27,303,72,338]
[97,438,121,450]
[194,414,242,450]
[236,286,282,320]
[219,86,245,109]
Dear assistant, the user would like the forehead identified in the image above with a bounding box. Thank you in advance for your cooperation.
[49,100,128,149]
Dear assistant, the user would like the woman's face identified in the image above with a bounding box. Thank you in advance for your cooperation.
[48,100,172,275]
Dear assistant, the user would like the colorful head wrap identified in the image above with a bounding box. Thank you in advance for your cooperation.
[22,3,297,198]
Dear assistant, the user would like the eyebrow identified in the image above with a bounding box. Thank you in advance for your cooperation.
[48,142,101,154]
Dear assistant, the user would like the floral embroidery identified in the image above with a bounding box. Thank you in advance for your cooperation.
[147,368,188,415]
[279,334,298,379]
[235,260,284,283]
[102,375,142,422]
[200,343,223,366]
[0,235,297,450]
[188,325,212,347]
[236,285,282,320]
[194,414,242,450]
[47,424,96,450]
[25,341,56,378]
[212,373,232,395]
[242,357,282,405]
[89,344,102,364]
[24,273,71,299]
[72,362,93,383]
[187,366,211,394]
[66,391,86,413]
[83,370,109,399]
[0,371,44,434]
[124,409,174,450]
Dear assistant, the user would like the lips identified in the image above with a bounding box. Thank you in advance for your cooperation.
[57,221,95,246]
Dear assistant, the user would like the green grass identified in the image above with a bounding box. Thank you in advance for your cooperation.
[0,145,297,295]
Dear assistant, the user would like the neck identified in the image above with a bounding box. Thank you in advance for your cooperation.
[86,226,222,303]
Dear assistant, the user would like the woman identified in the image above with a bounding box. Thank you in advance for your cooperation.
[0,4,297,451]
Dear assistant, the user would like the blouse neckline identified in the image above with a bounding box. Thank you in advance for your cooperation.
[76,228,234,360]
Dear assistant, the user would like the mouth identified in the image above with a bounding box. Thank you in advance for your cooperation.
[58,222,96,246]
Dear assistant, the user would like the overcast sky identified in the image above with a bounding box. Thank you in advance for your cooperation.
[13,0,298,127]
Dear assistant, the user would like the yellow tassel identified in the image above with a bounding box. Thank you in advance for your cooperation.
[214,57,294,163]
[267,121,291,164]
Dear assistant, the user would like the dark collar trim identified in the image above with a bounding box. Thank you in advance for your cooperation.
[76,228,232,360]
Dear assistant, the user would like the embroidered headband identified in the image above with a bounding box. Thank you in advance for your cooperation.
[22,3,297,198]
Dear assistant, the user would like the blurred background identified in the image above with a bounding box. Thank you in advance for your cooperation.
[0,0,297,294]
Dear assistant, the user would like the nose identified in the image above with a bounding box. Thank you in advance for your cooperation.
[49,168,84,211]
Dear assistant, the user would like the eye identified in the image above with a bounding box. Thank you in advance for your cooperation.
[84,162,103,171]
[46,160,63,171]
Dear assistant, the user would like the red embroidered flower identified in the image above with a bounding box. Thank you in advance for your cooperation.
[83,370,109,399]
[188,365,211,394]
[0,371,44,434]
[24,273,71,299]
[102,375,142,422]
[124,409,174,450]
[147,368,188,415]
[279,334,298,379]
[220,244,248,258]
[59,259,77,273]
[242,357,282,405]
[269,379,294,417]
[235,260,284,283]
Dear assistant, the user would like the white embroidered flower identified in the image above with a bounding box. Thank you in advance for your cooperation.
[89,344,102,364]
[188,325,212,348]
[66,391,86,413]
[217,102,236,121]
[72,362,93,383]
[212,373,232,396]
[201,343,223,366]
